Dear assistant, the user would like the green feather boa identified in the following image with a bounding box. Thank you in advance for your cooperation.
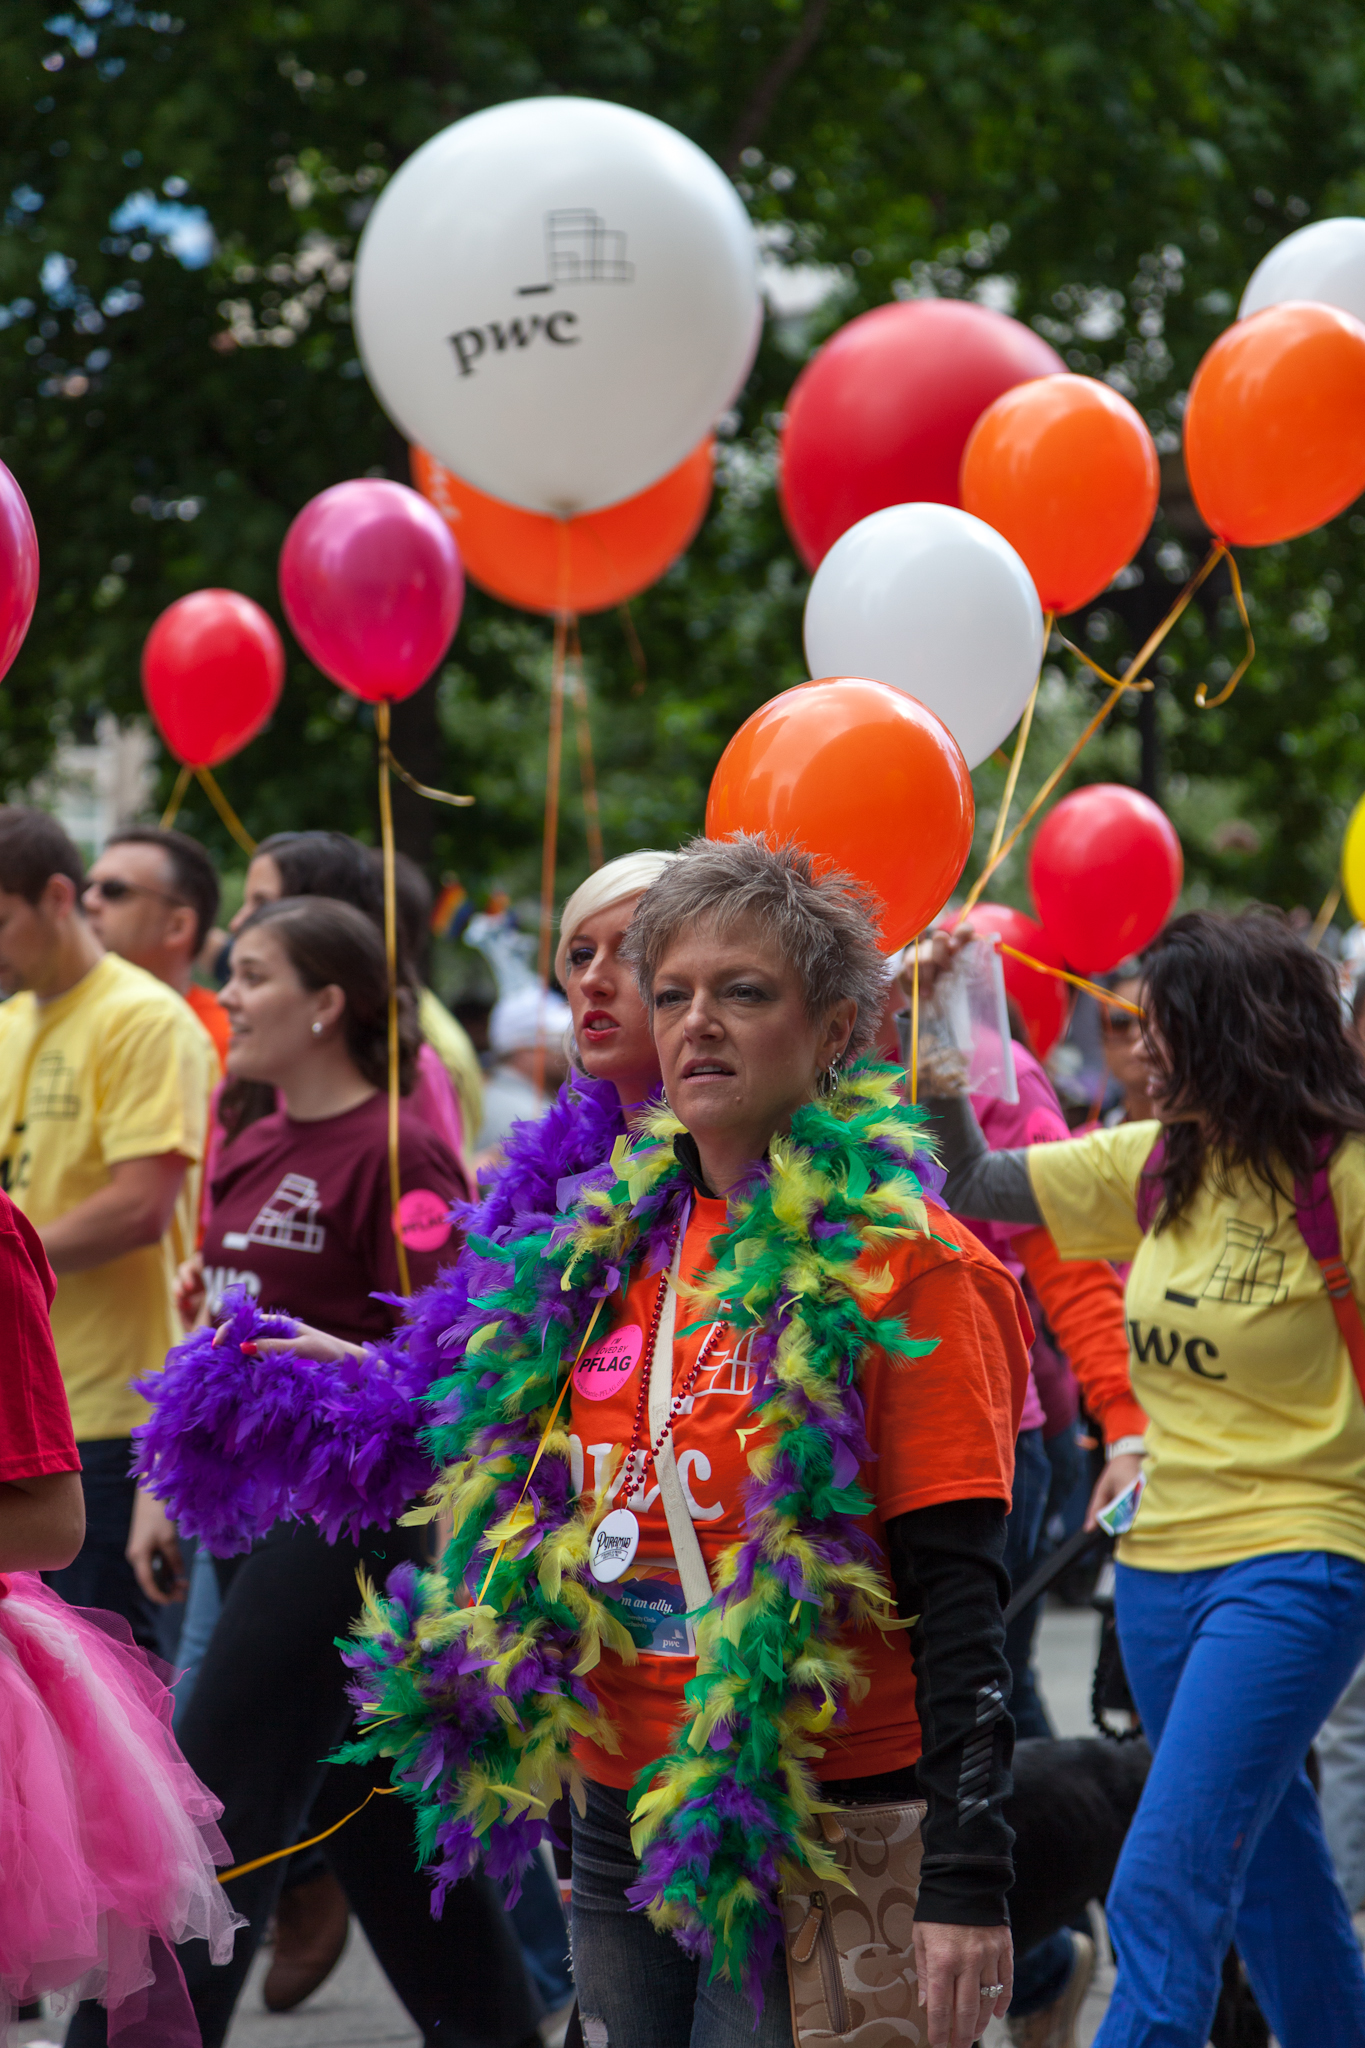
[340,1061,940,2001]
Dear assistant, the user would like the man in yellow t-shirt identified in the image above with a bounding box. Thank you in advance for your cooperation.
[0,807,212,1648]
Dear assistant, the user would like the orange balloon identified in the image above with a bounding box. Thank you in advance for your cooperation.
[705,678,974,949]
[960,374,1159,615]
[1184,302,1365,546]
[411,442,713,615]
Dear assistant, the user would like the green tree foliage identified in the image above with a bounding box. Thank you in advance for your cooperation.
[3,0,1365,924]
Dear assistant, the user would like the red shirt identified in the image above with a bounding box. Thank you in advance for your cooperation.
[570,1193,1030,1789]
[203,1093,467,1344]
[0,1189,80,1481]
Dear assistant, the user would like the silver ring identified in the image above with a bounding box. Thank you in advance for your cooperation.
[980,1983,1005,1999]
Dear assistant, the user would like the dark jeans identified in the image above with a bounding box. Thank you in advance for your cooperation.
[44,1437,160,1654]
[1003,1426,1080,2017]
[1002,1425,1053,1743]
[64,1519,539,2048]
[571,1779,793,2047]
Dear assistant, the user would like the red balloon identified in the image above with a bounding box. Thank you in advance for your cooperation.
[945,902,1070,1057]
[705,678,975,950]
[778,301,1065,570]
[0,460,39,685]
[1029,785,1183,975]
[279,480,464,704]
[141,591,284,769]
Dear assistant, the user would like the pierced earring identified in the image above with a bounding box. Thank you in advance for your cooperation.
[311,1021,323,1036]
[822,1061,840,1096]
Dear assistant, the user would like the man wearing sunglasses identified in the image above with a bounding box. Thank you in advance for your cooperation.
[0,807,214,1650]
[84,828,229,1072]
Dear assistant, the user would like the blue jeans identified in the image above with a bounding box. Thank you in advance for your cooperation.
[509,1851,573,2012]
[44,1437,160,1653]
[172,1537,220,1725]
[1095,1550,1365,2048]
[572,1779,793,2047]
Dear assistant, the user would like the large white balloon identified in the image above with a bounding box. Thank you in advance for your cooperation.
[802,504,1043,771]
[1240,217,1365,324]
[353,97,761,516]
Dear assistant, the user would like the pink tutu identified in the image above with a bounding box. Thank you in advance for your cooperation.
[0,1572,241,2043]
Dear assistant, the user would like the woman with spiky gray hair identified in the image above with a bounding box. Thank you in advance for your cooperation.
[375,832,1030,2048]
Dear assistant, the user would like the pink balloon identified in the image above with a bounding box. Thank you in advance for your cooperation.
[279,479,464,703]
[0,461,39,685]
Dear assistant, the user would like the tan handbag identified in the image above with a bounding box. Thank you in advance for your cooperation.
[780,1800,928,2044]
[649,1261,929,2042]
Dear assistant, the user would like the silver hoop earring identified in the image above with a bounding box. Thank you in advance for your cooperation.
[821,1061,840,1096]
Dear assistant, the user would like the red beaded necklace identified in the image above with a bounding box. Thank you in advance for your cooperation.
[619,1232,727,1499]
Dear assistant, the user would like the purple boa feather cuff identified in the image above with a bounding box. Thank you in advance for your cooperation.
[131,1289,437,1553]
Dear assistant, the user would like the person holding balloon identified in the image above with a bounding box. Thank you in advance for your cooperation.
[74,896,541,2048]
[923,908,1365,2048]
[333,836,1030,2048]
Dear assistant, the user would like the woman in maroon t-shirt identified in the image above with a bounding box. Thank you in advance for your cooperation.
[87,899,541,2048]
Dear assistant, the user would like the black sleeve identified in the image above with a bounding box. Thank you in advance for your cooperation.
[925,1093,1043,1226]
[884,1497,1015,1926]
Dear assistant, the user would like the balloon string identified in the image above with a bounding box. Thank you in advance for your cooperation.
[1310,882,1343,952]
[997,943,1145,1016]
[375,700,411,1298]
[986,613,1051,869]
[1194,546,1254,709]
[534,612,570,1098]
[474,1293,608,1608]
[217,1785,396,1884]
[618,601,648,684]
[195,769,257,856]
[160,763,192,831]
[910,933,921,1105]
[567,619,604,872]
[382,748,474,808]
[961,540,1225,915]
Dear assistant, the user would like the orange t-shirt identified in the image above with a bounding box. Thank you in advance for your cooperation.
[185,982,231,1075]
[569,1191,1031,1791]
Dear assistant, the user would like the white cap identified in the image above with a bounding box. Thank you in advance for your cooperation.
[489,984,574,1058]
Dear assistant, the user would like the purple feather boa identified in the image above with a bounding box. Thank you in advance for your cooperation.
[132,1074,627,1550]
[131,1288,438,1552]
[391,1071,625,1453]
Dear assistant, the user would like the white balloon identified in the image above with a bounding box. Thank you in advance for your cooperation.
[1239,217,1365,324]
[353,97,761,516]
[802,504,1043,771]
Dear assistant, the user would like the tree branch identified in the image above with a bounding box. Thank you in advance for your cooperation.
[723,0,833,175]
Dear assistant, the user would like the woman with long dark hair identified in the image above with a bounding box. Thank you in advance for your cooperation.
[70,898,541,2048]
[225,829,469,1169]
[924,908,1365,2048]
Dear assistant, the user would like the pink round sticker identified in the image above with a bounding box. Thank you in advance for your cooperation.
[397,1188,453,1253]
[573,1323,644,1401]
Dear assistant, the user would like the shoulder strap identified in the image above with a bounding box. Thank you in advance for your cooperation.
[1135,1136,1166,1237]
[1293,1135,1365,1410]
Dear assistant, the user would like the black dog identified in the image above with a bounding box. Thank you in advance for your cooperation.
[1006,1735,1269,2048]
